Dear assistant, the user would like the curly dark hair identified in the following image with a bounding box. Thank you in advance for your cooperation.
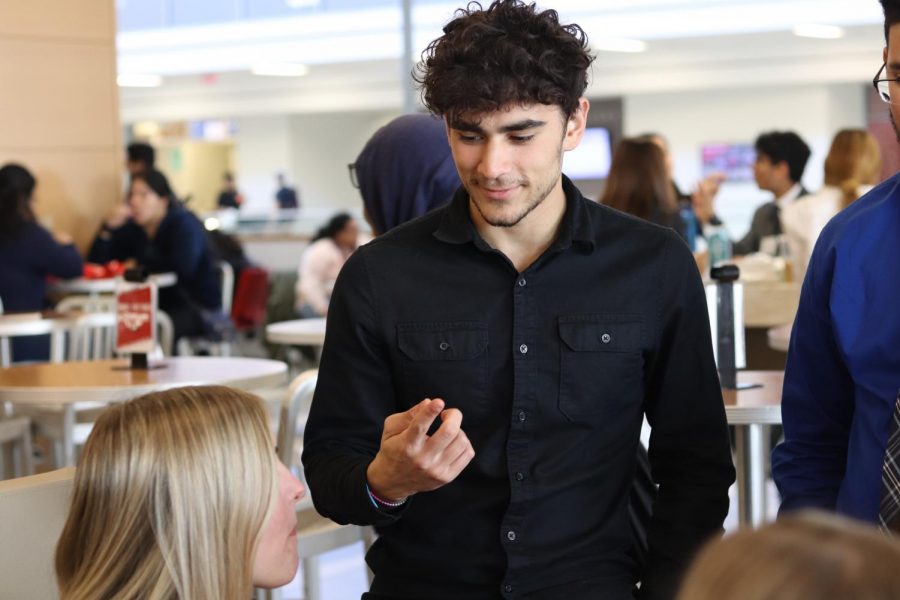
[0,163,36,240]
[414,0,594,119]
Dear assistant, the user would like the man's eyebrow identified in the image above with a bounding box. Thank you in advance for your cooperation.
[498,119,546,133]
[447,118,547,133]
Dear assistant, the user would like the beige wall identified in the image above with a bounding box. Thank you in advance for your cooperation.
[0,0,121,252]
[156,141,234,214]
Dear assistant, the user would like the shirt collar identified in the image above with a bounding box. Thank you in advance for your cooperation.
[775,183,803,209]
[433,175,595,251]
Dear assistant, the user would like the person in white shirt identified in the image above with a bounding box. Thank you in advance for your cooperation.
[781,129,882,282]
[295,213,359,317]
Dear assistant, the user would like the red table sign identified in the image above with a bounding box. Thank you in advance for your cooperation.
[116,284,156,354]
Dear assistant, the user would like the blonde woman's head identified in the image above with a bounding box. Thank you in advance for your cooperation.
[823,129,882,208]
[55,385,304,600]
[676,511,900,600]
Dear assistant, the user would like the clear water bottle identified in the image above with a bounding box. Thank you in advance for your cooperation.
[707,224,732,268]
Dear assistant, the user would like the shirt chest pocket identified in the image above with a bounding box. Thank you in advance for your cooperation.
[397,322,489,412]
[558,316,645,421]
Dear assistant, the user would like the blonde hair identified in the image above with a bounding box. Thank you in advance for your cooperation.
[676,511,900,600]
[55,386,277,600]
[823,129,882,209]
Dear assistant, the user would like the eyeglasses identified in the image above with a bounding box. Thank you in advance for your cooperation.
[873,63,900,104]
[347,163,359,189]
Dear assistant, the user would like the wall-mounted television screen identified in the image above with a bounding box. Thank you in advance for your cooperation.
[701,142,756,182]
[563,126,612,180]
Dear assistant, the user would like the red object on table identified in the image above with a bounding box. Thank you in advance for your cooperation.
[82,263,107,279]
[105,260,126,277]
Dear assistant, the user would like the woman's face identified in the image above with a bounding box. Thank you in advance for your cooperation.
[128,179,168,230]
[252,460,305,588]
[335,218,359,250]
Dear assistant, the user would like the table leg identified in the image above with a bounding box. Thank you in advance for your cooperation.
[734,423,770,527]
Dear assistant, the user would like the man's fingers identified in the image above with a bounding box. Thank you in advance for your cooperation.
[423,408,463,454]
[445,434,476,478]
[382,398,431,439]
[404,398,444,442]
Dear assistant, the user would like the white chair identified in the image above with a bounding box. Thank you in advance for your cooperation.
[0,467,75,599]
[0,317,68,368]
[219,261,234,317]
[55,294,116,314]
[258,370,374,600]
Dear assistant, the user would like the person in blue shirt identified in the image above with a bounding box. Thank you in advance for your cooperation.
[88,169,223,346]
[0,163,83,361]
[772,0,900,522]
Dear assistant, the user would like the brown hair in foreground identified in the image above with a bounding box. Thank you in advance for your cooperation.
[55,385,277,600]
[676,511,900,600]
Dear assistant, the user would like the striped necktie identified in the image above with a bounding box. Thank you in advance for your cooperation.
[879,390,900,532]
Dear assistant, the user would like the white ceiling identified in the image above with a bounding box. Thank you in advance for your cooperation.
[118,0,887,122]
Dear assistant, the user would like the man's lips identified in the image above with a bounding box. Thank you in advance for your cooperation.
[479,185,517,200]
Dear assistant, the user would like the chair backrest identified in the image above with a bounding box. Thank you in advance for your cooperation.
[0,467,75,599]
[0,317,70,367]
[69,312,117,361]
[278,371,317,467]
[56,294,116,314]
[231,266,270,331]
[218,261,235,316]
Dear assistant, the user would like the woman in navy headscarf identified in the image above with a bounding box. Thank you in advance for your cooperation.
[352,113,460,235]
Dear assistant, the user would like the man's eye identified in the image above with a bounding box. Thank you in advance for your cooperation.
[511,135,534,143]
[458,133,481,142]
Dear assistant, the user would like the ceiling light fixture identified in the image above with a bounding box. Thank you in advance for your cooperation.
[117,73,163,87]
[792,24,845,39]
[250,62,310,77]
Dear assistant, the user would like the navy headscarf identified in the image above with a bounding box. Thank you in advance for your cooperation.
[355,114,461,235]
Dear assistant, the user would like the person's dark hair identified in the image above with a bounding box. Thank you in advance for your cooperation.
[414,0,594,119]
[126,142,155,170]
[0,163,37,240]
[882,0,900,45]
[131,169,177,205]
[755,131,811,184]
[599,139,676,221]
[312,213,354,242]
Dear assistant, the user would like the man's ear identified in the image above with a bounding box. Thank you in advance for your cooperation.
[563,97,590,152]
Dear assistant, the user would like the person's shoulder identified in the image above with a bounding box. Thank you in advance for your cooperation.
[583,197,681,245]
[361,206,447,251]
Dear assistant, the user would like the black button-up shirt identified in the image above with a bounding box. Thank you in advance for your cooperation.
[303,177,735,600]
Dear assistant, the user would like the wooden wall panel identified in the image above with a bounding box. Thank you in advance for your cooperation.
[0,0,113,42]
[0,0,120,255]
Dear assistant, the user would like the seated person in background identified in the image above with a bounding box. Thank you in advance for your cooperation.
[676,511,900,600]
[216,172,243,209]
[600,137,688,239]
[89,169,223,344]
[781,129,881,281]
[0,163,83,361]
[294,212,358,318]
[55,385,305,599]
[352,113,460,235]
[275,172,300,210]
[695,130,811,255]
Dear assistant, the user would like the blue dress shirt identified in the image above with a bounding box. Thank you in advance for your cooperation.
[772,172,900,522]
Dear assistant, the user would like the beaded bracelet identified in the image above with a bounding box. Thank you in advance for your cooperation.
[366,484,407,509]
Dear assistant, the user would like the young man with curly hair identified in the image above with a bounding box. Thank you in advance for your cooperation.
[303,2,734,599]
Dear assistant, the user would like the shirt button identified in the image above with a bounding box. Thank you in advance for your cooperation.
[519,344,528,354]
[517,410,526,422]
[601,333,611,344]
[515,471,524,481]
[517,278,526,287]
[507,530,517,541]
[505,584,513,593]
[439,341,450,351]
